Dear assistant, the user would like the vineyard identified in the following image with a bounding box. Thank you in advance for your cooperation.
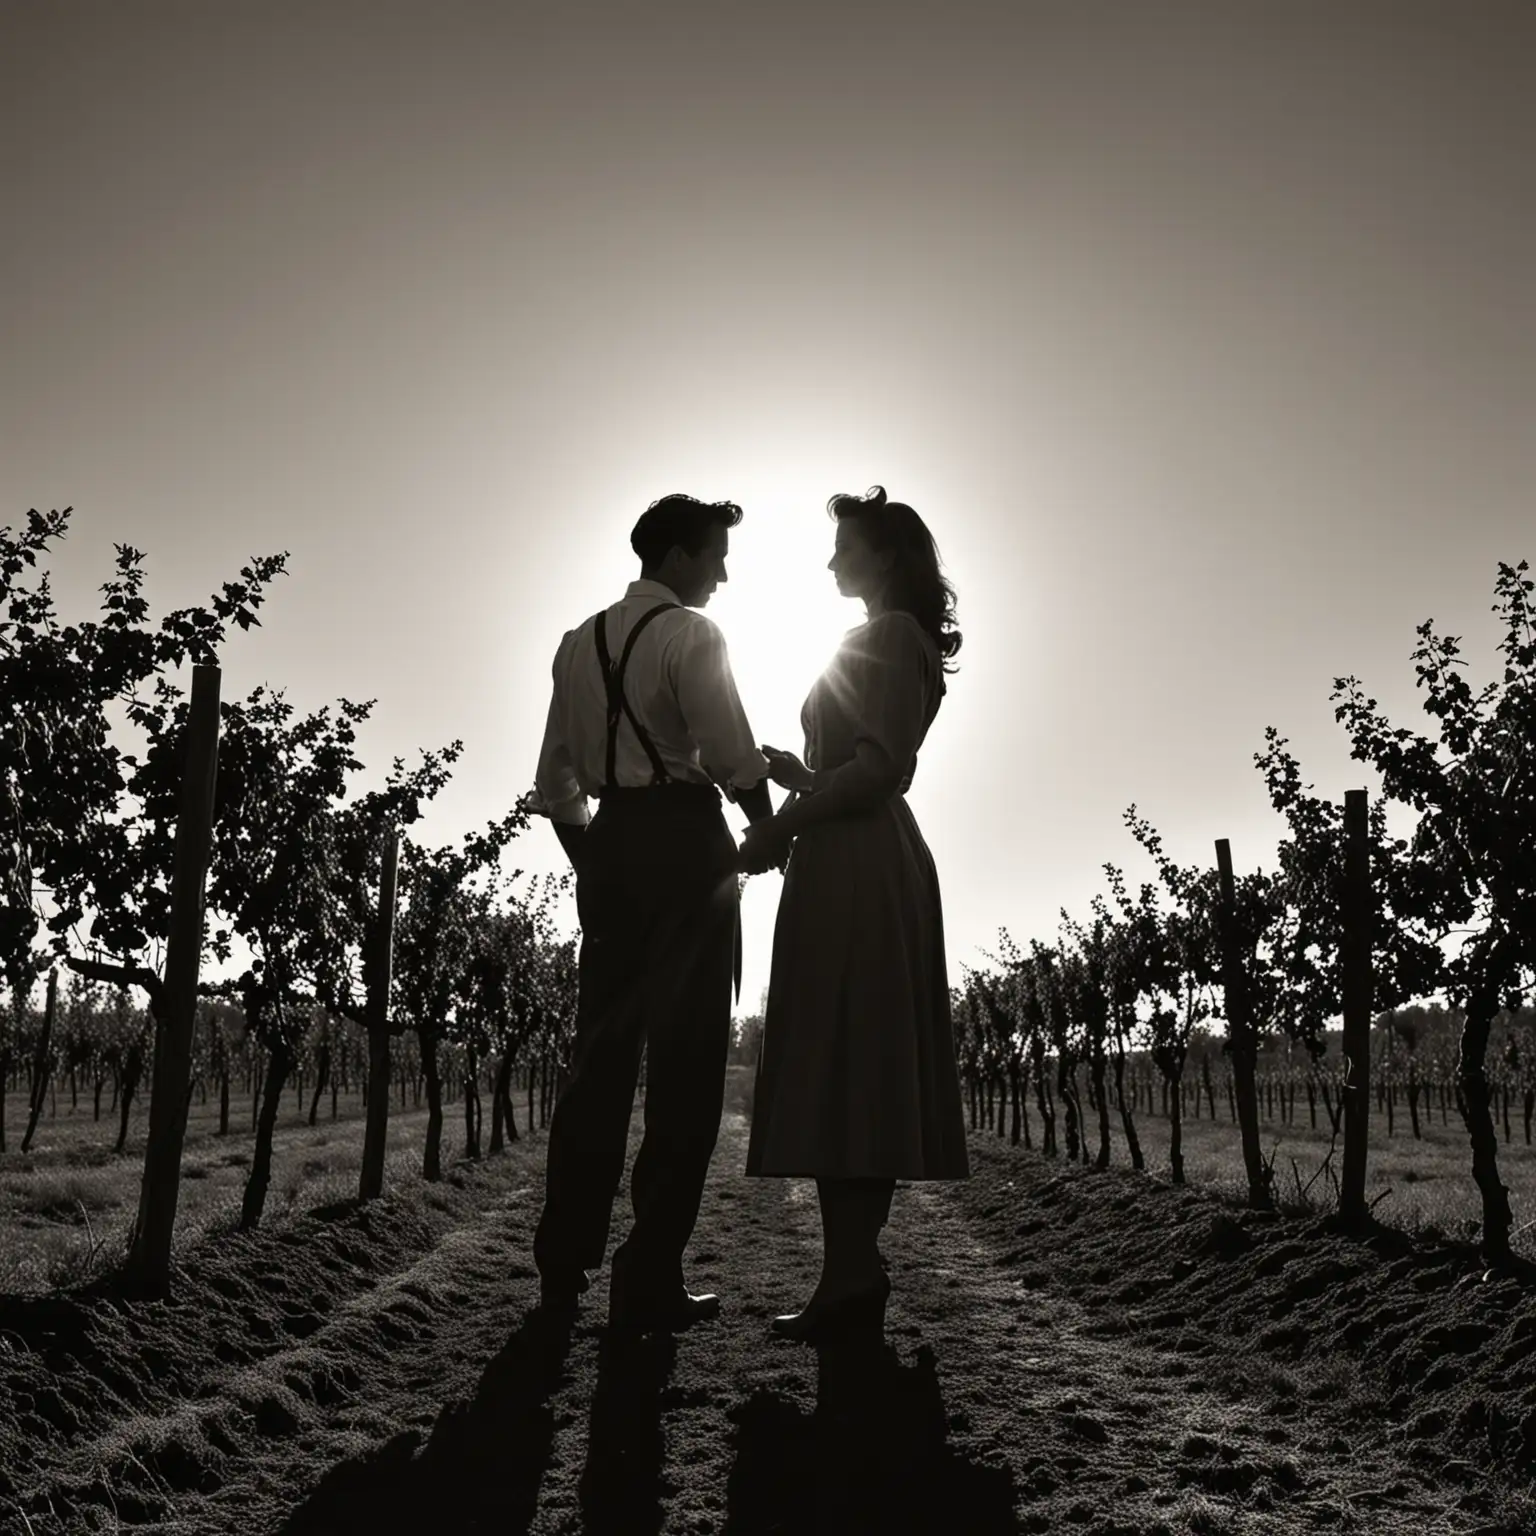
[0,990,760,1295]
[1,509,585,1295]
[2,512,1534,1533]
[942,551,1535,1270]
[946,1007,1536,1247]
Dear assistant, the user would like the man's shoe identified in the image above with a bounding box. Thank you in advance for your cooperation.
[539,1269,591,1312]
[608,1287,721,1333]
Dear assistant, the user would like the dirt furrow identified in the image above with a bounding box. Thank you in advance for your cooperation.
[880,1180,1486,1534]
[282,1111,1520,1534]
[10,1099,1532,1534]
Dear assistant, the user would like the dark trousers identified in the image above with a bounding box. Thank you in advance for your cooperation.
[534,786,738,1301]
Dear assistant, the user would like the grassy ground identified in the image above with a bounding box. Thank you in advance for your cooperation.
[963,1091,1536,1255]
[0,1085,493,1293]
[5,1072,1533,1301]
[4,1074,1532,1534]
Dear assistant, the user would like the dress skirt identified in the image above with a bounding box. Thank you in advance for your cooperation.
[744,794,971,1181]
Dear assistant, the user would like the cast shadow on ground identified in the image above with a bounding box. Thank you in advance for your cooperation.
[576,1329,678,1534]
[722,1335,1018,1534]
[280,1304,582,1534]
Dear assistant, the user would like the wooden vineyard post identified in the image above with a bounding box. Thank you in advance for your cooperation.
[20,967,59,1154]
[359,825,401,1202]
[1215,839,1271,1209]
[1339,788,1374,1229]
[127,663,221,1299]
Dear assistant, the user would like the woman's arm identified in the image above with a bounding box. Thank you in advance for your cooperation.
[736,741,901,872]
[771,614,931,837]
[770,740,904,836]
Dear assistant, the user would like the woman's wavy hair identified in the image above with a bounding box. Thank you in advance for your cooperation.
[828,486,961,673]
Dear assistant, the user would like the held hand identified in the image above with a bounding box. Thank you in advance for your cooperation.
[761,744,815,794]
[738,817,792,877]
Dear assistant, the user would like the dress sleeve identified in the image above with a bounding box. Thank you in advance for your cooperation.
[811,613,934,796]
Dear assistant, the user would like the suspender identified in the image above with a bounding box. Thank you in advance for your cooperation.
[592,601,679,790]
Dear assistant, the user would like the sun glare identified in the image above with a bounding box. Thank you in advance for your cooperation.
[708,483,862,754]
[591,432,905,756]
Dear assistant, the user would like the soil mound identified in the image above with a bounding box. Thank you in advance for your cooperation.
[3,1110,1533,1534]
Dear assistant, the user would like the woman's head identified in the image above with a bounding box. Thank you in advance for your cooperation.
[826,486,961,671]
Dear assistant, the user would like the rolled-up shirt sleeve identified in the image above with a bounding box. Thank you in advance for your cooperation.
[670,619,771,794]
[529,648,591,827]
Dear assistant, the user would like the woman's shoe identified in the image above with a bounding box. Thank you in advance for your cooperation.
[770,1272,891,1342]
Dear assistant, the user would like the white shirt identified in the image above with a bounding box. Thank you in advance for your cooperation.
[529,579,771,826]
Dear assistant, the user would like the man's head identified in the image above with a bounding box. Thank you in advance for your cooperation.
[630,493,741,608]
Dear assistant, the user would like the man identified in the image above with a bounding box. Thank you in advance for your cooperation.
[527,492,774,1331]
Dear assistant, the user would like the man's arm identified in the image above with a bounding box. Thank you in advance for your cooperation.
[734,778,774,826]
[671,620,773,823]
[528,646,590,870]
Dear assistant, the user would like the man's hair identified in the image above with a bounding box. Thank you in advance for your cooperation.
[631,493,743,568]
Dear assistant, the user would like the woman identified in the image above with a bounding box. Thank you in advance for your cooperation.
[738,485,970,1342]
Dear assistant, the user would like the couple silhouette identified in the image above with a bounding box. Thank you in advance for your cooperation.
[526,487,969,1342]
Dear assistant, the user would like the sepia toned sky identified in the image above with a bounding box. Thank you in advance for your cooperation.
[3,1,1532,1017]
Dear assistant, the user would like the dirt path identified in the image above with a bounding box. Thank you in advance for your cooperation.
[6,1105,1530,1535]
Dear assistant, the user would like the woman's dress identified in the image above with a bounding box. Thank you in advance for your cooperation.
[744,610,970,1180]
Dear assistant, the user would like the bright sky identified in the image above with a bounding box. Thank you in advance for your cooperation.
[3,2,1532,1018]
